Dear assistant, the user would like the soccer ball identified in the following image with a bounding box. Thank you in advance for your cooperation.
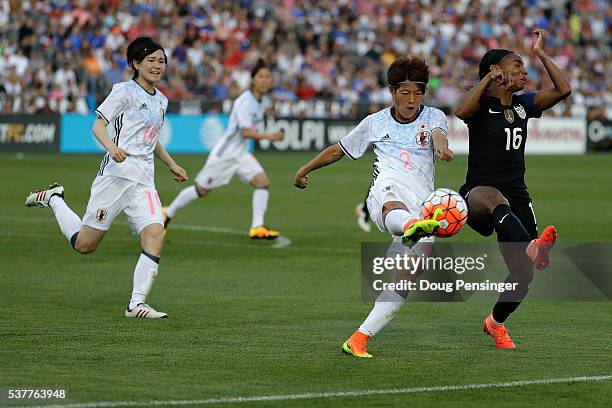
[421,188,468,238]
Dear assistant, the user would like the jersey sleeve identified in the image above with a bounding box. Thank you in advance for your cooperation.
[234,97,256,130]
[338,115,373,160]
[95,84,131,124]
[516,92,542,119]
[429,108,448,134]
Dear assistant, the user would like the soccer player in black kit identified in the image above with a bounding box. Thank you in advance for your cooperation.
[455,29,571,349]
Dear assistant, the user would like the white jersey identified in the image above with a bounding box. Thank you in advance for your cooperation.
[95,79,168,187]
[339,106,448,199]
[210,90,264,160]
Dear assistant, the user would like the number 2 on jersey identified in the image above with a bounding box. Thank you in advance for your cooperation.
[504,128,522,150]
[400,151,415,171]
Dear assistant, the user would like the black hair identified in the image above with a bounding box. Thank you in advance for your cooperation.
[387,56,429,92]
[127,36,167,79]
[478,49,514,80]
[251,58,268,78]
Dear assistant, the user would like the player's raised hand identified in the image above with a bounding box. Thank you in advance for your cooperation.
[532,28,548,57]
[490,69,514,90]
[109,146,129,163]
[294,171,308,189]
[170,163,188,182]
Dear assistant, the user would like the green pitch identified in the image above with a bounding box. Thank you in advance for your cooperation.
[1,152,611,407]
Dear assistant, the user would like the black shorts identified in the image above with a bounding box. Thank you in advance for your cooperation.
[459,183,538,240]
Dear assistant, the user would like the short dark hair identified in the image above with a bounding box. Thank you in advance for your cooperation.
[251,58,268,78]
[127,36,167,79]
[387,56,429,92]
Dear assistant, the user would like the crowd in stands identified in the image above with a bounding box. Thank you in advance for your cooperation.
[0,0,609,118]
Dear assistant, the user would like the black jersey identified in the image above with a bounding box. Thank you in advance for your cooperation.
[463,92,541,188]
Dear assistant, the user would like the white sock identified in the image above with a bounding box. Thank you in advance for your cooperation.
[129,252,159,310]
[251,188,269,228]
[358,290,406,337]
[49,196,81,243]
[166,185,199,218]
[384,208,413,236]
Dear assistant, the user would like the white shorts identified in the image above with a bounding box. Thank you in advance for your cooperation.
[367,174,427,234]
[195,153,264,189]
[82,175,163,234]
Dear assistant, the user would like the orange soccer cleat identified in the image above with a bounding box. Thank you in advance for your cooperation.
[482,314,516,349]
[342,330,372,358]
[526,225,557,270]
[249,225,280,239]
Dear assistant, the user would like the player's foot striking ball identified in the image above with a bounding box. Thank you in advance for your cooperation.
[295,56,454,356]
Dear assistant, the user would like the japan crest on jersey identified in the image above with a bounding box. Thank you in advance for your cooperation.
[415,123,430,150]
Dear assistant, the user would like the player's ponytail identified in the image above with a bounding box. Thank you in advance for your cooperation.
[127,36,168,80]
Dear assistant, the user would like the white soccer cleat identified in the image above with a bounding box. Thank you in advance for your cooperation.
[355,202,371,232]
[25,183,64,208]
[125,303,168,319]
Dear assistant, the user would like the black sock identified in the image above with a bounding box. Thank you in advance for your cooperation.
[492,302,521,324]
[491,233,535,323]
[493,204,530,243]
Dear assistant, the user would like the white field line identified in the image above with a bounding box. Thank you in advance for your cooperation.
[10,375,612,408]
[0,215,360,254]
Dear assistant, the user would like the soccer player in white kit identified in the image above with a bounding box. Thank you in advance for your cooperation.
[163,59,284,239]
[25,37,188,319]
[294,57,454,357]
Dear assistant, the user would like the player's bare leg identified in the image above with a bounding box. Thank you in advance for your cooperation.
[72,226,106,254]
[248,172,279,239]
[26,183,107,253]
[126,223,167,318]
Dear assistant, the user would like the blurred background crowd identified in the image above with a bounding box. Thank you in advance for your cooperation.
[0,0,609,118]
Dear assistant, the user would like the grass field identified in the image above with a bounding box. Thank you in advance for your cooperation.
[1,152,611,407]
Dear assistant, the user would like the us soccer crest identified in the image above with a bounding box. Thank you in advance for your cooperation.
[504,109,515,123]
[415,124,430,149]
[514,104,526,120]
[96,209,107,222]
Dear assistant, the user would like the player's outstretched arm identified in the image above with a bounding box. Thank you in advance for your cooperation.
[294,144,345,189]
[242,128,284,141]
[455,73,495,121]
[92,117,129,163]
[154,141,188,182]
[531,29,572,112]
[431,129,454,161]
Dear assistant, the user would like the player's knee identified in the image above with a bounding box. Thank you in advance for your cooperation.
[251,173,269,188]
[74,240,97,255]
[470,186,509,212]
[195,183,209,197]
[140,229,164,256]
[382,201,407,216]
